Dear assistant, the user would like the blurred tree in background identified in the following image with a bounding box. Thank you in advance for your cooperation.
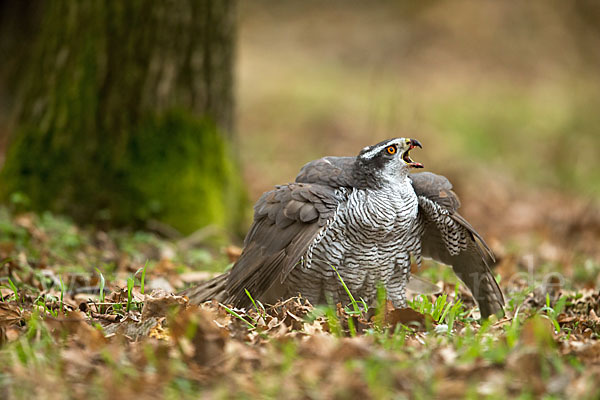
[0,0,245,235]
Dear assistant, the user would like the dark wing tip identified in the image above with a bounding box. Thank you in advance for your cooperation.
[451,213,495,264]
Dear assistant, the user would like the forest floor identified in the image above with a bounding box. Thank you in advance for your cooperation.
[1,175,600,399]
[2,3,600,398]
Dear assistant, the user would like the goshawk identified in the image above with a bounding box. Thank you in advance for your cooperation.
[183,138,504,318]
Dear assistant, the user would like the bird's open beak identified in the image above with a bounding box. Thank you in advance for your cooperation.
[402,139,424,168]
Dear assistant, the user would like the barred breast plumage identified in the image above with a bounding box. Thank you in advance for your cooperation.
[286,177,422,308]
[181,138,505,319]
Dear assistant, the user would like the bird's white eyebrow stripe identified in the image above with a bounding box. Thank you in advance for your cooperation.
[360,142,396,159]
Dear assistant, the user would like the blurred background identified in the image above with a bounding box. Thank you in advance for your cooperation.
[238,0,600,201]
[0,0,599,270]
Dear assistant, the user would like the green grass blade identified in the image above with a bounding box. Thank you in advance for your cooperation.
[219,303,255,330]
[59,276,65,313]
[140,260,148,295]
[8,278,19,301]
[330,264,361,315]
[245,289,266,318]
[126,277,134,312]
[95,268,106,303]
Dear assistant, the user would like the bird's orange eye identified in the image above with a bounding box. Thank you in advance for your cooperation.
[386,145,397,155]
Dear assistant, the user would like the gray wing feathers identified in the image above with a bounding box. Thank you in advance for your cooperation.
[223,183,342,307]
[412,172,504,318]
[418,215,504,318]
[296,156,355,187]
[410,171,461,210]
[450,213,494,263]
[411,172,492,261]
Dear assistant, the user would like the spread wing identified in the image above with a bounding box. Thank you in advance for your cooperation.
[223,182,344,307]
[410,172,504,318]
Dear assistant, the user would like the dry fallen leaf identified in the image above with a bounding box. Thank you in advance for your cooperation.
[384,304,434,332]
[169,306,228,367]
[141,289,188,321]
[0,302,23,328]
[331,337,373,361]
[520,315,556,349]
[44,310,108,351]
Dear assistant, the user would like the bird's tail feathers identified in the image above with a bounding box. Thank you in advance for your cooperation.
[179,272,230,305]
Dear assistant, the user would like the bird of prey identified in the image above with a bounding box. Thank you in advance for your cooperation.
[183,138,504,318]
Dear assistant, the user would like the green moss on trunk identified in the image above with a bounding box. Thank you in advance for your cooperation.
[0,110,246,234]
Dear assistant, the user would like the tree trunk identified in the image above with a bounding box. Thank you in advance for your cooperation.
[0,0,245,235]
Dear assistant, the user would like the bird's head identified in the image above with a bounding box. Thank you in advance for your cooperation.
[354,138,423,188]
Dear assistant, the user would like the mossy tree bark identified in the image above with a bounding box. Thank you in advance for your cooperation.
[0,0,245,235]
